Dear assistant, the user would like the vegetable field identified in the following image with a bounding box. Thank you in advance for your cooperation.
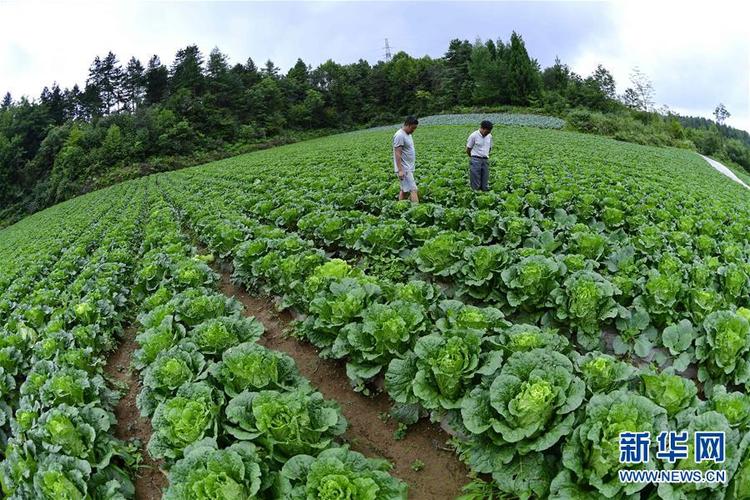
[369,113,565,132]
[2,120,750,499]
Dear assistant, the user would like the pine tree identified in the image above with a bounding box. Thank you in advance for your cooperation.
[442,39,473,105]
[144,55,169,105]
[1,92,11,109]
[86,52,125,114]
[63,85,83,120]
[39,83,66,124]
[288,58,310,84]
[286,58,311,102]
[206,47,243,111]
[85,55,104,115]
[468,40,505,104]
[506,31,541,105]
[79,82,103,120]
[170,45,205,95]
[207,47,229,79]
[229,57,261,94]
[262,59,279,78]
[125,57,145,111]
[542,57,571,93]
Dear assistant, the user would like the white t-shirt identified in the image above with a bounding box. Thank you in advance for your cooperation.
[467,130,493,158]
[393,128,416,172]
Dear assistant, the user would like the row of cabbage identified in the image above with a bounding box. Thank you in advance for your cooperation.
[128,182,408,498]
[0,193,116,324]
[0,175,408,498]
[171,143,750,396]
[365,113,565,132]
[0,182,148,498]
[152,125,750,497]
[158,168,750,499]
[5,121,750,497]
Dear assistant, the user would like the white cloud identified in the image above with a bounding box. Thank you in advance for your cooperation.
[1,1,136,95]
[570,1,750,132]
[1,1,748,134]
[0,1,393,98]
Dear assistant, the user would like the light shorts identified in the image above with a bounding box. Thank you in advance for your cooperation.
[398,170,417,192]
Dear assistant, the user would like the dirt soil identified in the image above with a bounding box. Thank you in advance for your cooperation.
[218,272,469,500]
[105,326,167,500]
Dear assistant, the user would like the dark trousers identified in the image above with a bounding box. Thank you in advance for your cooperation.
[469,157,489,191]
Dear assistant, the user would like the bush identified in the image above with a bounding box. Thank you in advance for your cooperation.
[689,127,722,156]
[726,139,750,171]
[566,109,700,150]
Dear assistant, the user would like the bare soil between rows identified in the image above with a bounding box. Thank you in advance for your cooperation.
[105,325,167,500]
[217,269,468,500]
[103,256,468,499]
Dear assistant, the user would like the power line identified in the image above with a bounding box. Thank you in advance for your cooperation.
[383,38,392,62]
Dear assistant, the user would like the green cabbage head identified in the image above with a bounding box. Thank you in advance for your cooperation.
[164,438,265,500]
[225,388,347,462]
[696,310,750,394]
[278,447,407,500]
[460,349,584,470]
[552,390,668,498]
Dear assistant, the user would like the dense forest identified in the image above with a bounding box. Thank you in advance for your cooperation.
[2,32,749,226]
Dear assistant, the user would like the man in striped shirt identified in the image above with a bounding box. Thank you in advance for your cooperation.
[393,116,419,203]
[465,120,493,191]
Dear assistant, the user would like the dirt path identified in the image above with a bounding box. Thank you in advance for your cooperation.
[105,326,167,500]
[217,271,468,500]
[700,154,750,189]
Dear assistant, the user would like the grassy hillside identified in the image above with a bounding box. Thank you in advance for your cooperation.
[3,122,750,498]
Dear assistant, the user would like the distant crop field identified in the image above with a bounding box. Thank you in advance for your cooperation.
[367,112,565,132]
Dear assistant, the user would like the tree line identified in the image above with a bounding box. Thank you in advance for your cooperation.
[1,32,748,226]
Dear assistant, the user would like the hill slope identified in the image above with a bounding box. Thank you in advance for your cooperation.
[3,123,750,499]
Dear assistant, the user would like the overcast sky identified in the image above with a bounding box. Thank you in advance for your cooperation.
[1,1,748,132]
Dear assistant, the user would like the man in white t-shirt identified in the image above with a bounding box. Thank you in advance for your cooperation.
[465,120,494,191]
[393,116,419,203]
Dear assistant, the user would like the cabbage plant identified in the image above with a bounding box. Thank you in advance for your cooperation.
[148,381,224,461]
[137,341,207,417]
[487,324,569,357]
[186,316,264,356]
[500,255,563,311]
[277,446,408,500]
[303,277,382,355]
[572,351,636,396]
[386,327,501,412]
[551,270,622,349]
[28,403,122,466]
[209,341,306,397]
[225,387,347,462]
[657,411,741,500]
[435,300,506,334]
[696,309,750,394]
[340,300,427,391]
[413,232,476,276]
[457,245,510,300]
[707,385,750,430]
[460,349,584,471]
[553,390,668,498]
[639,369,698,418]
[164,438,267,500]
